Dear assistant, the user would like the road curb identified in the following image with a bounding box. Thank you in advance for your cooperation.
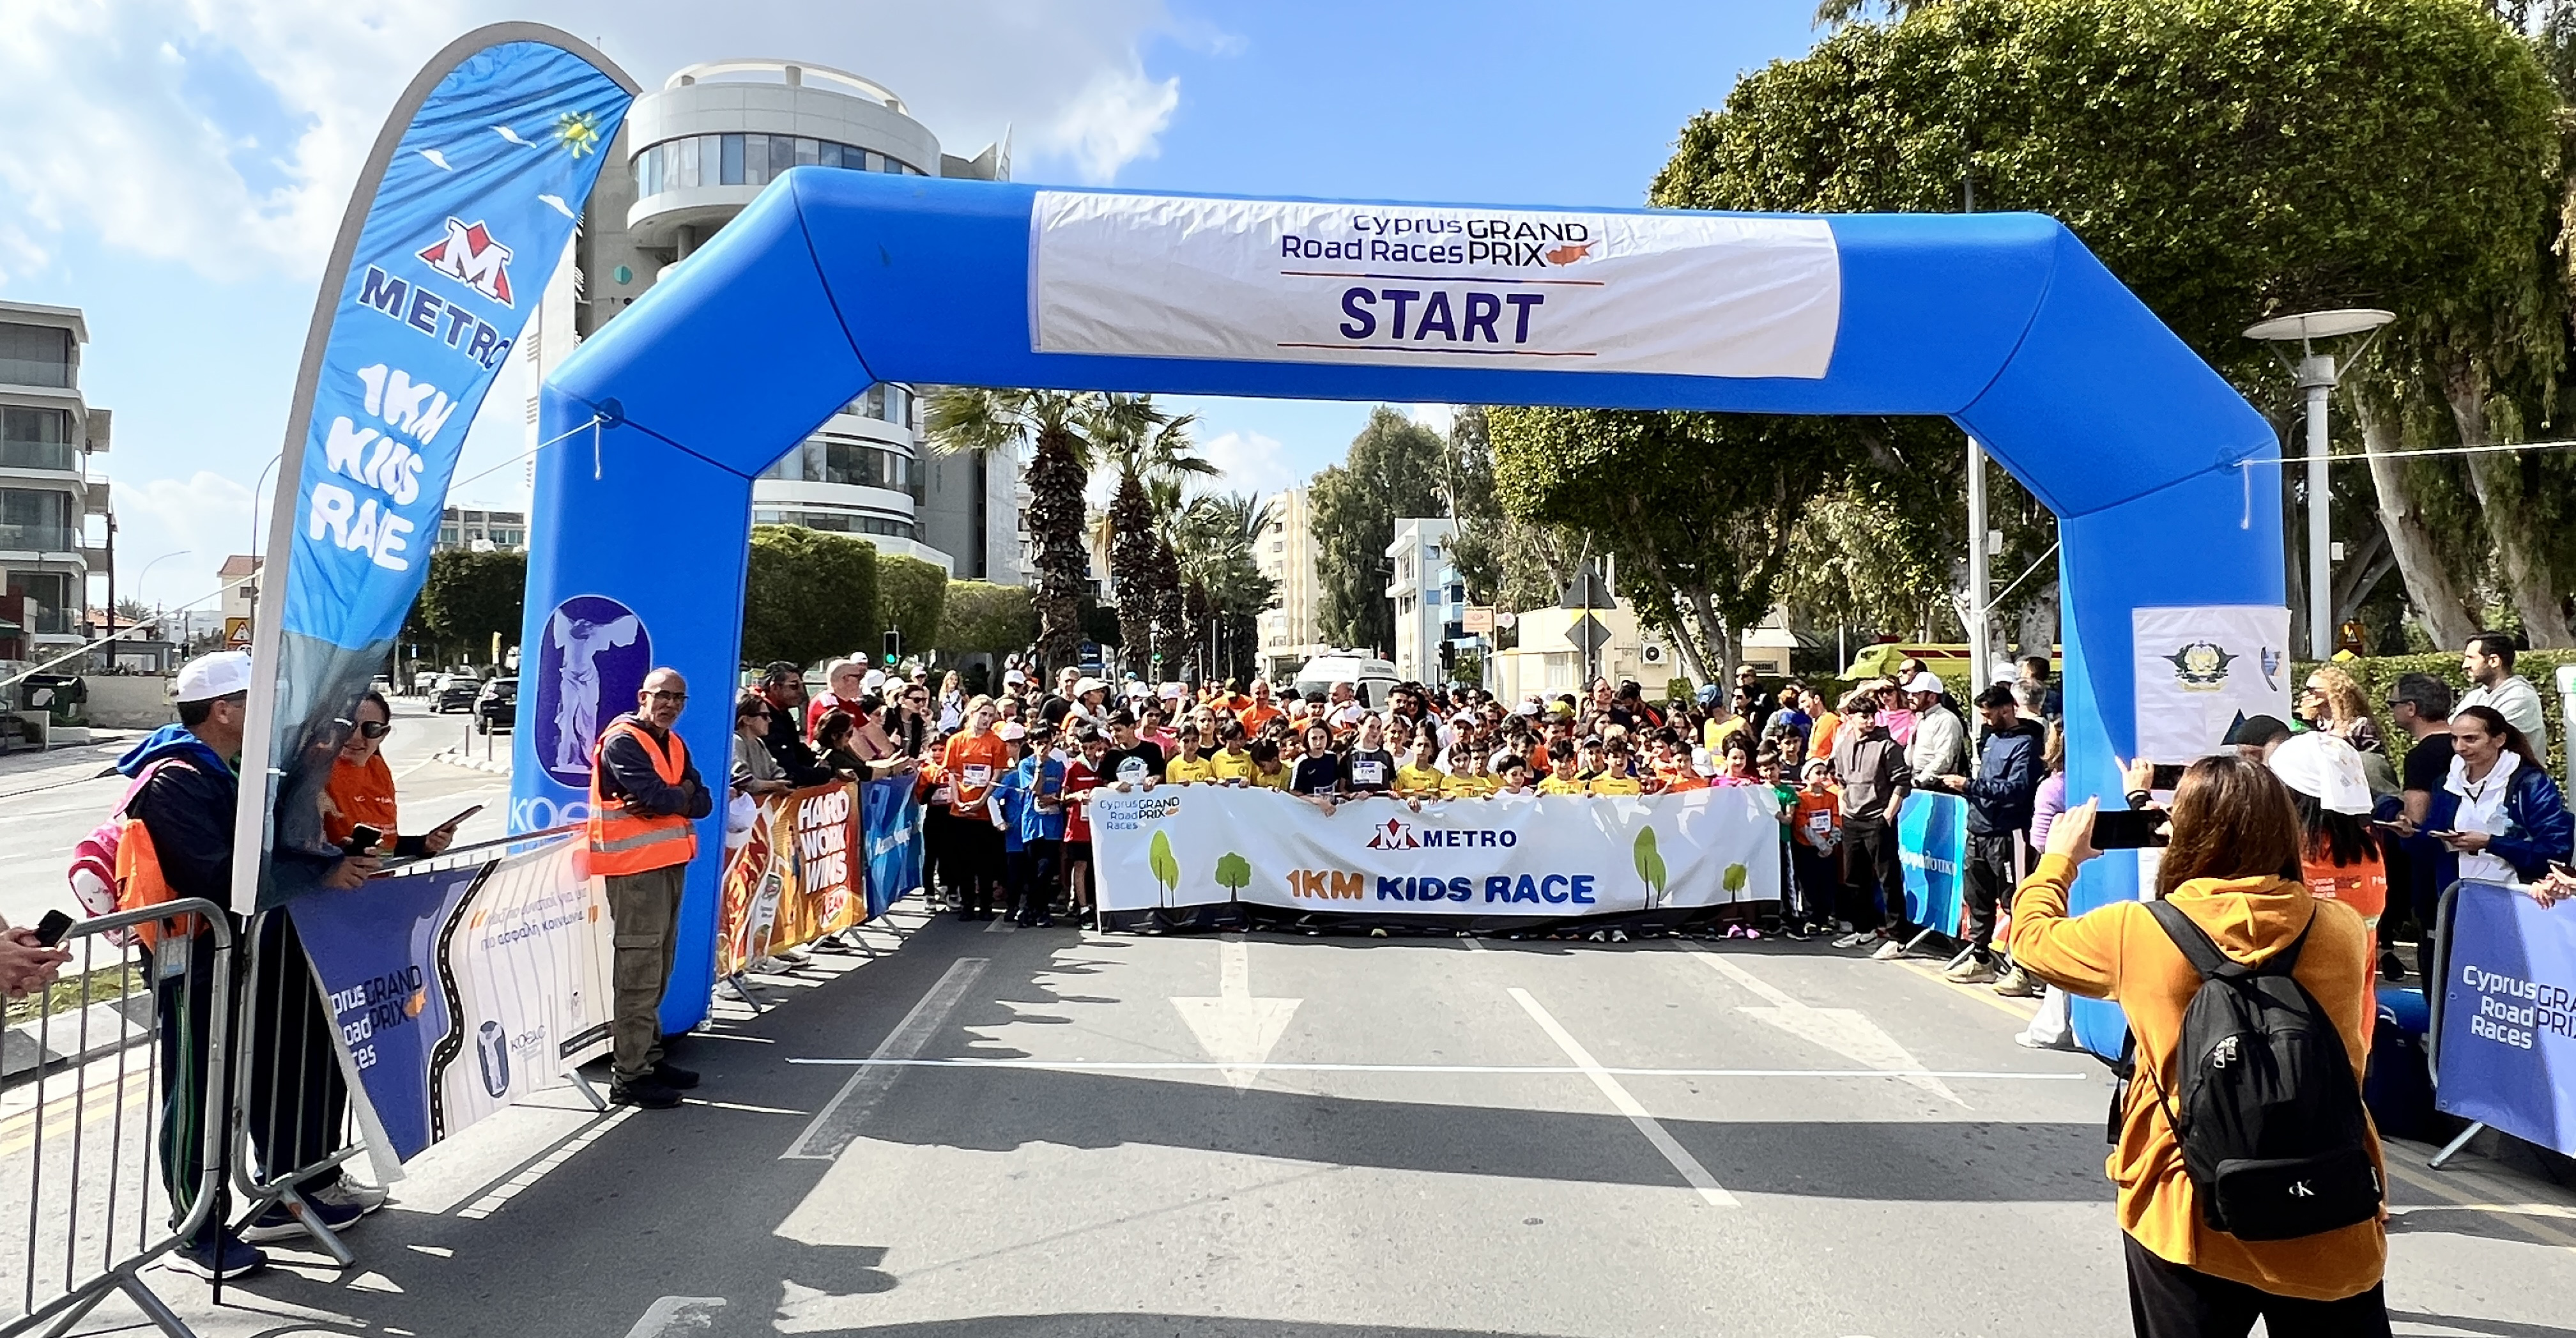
[431,749,512,776]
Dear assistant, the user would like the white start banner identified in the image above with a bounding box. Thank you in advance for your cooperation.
[1029,192,1843,380]
[1087,785,1784,917]
[2130,604,2294,763]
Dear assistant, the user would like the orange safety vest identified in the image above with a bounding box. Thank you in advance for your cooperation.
[588,718,700,875]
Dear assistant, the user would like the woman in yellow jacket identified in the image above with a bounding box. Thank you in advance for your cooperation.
[2009,753,2386,1337]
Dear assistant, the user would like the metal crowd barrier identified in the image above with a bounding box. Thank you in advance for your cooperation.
[1,901,234,1338]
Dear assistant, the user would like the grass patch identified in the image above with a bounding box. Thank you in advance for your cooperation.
[5,960,146,1029]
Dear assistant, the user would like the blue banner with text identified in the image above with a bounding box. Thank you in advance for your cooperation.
[2438,879,2576,1158]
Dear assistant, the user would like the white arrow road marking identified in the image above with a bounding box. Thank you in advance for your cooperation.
[622,1295,726,1337]
[1510,987,1737,1208]
[1685,949,1963,1106]
[1170,936,1301,1092]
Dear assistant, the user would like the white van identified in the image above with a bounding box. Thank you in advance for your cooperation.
[1292,652,1400,709]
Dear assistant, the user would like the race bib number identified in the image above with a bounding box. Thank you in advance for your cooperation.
[963,764,993,788]
[1117,756,1151,785]
[1351,759,1385,786]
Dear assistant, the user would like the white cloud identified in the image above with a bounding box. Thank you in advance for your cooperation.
[1197,429,1298,501]
[1403,404,1457,438]
[0,1,1200,285]
[112,471,261,610]
[1032,66,1181,185]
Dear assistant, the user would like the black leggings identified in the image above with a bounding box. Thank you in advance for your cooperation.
[2124,1234,2388,1337]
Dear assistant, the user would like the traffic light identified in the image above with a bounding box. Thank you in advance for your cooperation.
[883,628,901,666]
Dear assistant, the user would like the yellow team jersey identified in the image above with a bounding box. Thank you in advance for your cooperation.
[1248,765,1290,790]
[1394,764,1448,797]
[1443,773,1498,799]
[1164,755,1218,785]
[1538,776,1588,795]
[1588,774,1644,796]
[1703,716,1746,755]
[1209,750,1255,781]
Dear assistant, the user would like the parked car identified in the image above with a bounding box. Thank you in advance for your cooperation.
[433,673,479,714]
[473,677,518,734]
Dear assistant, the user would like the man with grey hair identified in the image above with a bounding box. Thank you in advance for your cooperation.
[805,657,868,739]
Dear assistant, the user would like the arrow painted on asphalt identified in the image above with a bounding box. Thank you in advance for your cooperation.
[1687,950,1963,1106]
[1171,937,1301,1092]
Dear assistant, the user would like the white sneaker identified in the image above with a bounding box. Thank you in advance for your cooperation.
[312,1181,389,1215]
[1869,938,1907,961]
[1830,930,1871,949]
[1943,958,1997,984]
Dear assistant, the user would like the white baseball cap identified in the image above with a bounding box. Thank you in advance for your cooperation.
[862,668,887,693]
[175,650,253,704]
[1073,676,1107,698]
[996,721,1027,742]
[2267,732,2373,816]
[1903,670,1946,696]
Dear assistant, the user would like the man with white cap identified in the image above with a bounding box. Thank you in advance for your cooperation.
[1901,670,1966,788]
[121,651,379,1278]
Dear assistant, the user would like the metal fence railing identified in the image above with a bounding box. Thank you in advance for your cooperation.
[1,900,234,1338]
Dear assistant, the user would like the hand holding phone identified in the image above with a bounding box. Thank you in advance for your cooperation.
[2091,808,2170,850]
[33,909,74,947]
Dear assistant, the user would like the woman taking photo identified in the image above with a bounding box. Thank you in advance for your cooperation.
[2010,755,2386,1335]
[2439,705,2573,884]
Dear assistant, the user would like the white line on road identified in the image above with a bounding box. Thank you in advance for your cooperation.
[781,956,988,1161]
[622,1295,726,1338]
[1510,987,1739,1208]
[983,914,1016,933]
[778,1057,2089,1080]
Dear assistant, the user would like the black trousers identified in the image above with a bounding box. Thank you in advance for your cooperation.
[1839,820,1903,931]
[2124,1234,2389,1337]
[950,820,1002,915]
[1961,831,2018,962]
[1008,840,1061,921]
[1791,845,1839,925]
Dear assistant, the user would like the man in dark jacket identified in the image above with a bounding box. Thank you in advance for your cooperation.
[756,661,837,787]
[1936,682,2046,985]
[124,652,375,1279]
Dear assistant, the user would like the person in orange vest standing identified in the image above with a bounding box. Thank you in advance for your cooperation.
[589,666,714,1109]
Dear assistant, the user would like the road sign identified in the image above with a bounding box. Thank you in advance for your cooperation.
[1569,613,1613,657]
[1495,610,1517,630]
[224,617,252,651]
[1560,570,1615,610]
[1462,606,1494,634]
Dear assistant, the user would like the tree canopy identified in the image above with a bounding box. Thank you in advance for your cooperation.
[739,525,878,670]
[879,553,949,664]
[405,548,526,666]
[1310,408,1446,652]
[939,581,1038,658]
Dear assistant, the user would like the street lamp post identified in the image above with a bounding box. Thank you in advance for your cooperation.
[2243,309,2395,657]
[134,550,190,666]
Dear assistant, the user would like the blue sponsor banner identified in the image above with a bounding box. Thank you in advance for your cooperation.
[862,776,923,919]
[238,30,632,911]
[289,864,488,1163]
[1898,790,1968,936]
[2437,880,2576,1158]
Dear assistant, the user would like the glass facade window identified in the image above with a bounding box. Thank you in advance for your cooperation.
[752,508,917,540]
[0,406,74,472]
[0,324,73,390]
[759,434,914,491]
[8,571,71,633]
[845,383,911,426]
[634,135,922,199]
[0,487,74,552]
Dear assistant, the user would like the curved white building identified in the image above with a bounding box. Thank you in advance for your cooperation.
[527,58,1020,579]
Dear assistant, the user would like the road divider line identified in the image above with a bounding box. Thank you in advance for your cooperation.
[1508,987,1739,1208]
[779,1057,2088,1079]
[781,956,988,1161]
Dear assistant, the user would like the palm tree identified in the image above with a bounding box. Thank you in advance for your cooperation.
[924,387,1128,672]
[1092,398,1215,676]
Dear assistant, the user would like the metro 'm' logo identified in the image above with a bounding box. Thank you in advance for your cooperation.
[418,217,516,307]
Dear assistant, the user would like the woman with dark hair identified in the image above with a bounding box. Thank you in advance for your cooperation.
[815,709,868,778]
[322,691,461,857]
[1291,722,1343,808]
[2011,755,2387,1335]
[2440,705,2572,885]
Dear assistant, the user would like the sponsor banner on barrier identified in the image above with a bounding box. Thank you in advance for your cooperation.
[1899,790,1968,937]
[2131,605,2292,764]
[291,834,613,1176]
[1089,786,1782,916]
[1030,192,1842,380]
[2437,880,2576,1158]
[718,782,862,975]
[862,776,924,919]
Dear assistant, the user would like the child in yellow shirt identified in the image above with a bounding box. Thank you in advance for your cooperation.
[1444,746,1496,798]
[1208,721,1255,783]
[1393,734,1448,800]
[1538,750,1588,795]
[1588,743,1644,796]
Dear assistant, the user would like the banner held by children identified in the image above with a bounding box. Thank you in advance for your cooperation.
[1089,787,1781,919]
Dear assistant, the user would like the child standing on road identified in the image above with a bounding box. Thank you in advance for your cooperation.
[1790,757,1844,939]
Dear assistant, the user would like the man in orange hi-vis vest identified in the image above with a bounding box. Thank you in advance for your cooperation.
[589,666,714,1110]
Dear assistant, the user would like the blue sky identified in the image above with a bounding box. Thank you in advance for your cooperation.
[0,0,1829,608]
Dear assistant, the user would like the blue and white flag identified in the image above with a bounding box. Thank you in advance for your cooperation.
[233,28,633,912]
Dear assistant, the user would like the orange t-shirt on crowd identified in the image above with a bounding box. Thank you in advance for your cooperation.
[2301,846,2386,1038]
[1237,704,1284,735]
[322,753,399,849]
[942,732,1011,819]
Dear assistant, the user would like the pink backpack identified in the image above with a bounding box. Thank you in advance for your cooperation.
[66,760,176,944]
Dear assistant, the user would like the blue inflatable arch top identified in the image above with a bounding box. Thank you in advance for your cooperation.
[514,170,2282,1044]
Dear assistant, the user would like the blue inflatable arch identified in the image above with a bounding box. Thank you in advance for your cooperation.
[512,170,2282,1043]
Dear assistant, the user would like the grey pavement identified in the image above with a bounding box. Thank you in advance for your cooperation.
[19,904,2572,1338]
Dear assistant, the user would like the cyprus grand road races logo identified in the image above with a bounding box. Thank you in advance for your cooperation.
[419,218,515,307]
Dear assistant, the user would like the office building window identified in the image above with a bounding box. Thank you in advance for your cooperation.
[636,135,923,199]
[0,406,73,472]
[0,488,72,551]
[0,325,73,390]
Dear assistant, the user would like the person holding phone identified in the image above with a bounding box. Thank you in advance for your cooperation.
[0,914,72,999]
[320,691,461,857]
[2439,705,2572,886]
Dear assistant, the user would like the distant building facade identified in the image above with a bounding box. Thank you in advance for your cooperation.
[435,506,527,552]
[1254,486,1321,682]
[0,300,113,659]
[1385,517,1460,685]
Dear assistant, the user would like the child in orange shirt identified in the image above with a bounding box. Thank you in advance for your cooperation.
[1788,757,1843,939]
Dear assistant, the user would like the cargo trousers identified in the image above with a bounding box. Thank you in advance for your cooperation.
[606,863,685,1084]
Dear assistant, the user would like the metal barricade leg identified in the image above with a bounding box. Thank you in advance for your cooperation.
[227,909,358,1270]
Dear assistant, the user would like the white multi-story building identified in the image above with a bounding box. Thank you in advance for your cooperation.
[1254,486,1321,681]
[528,58,1021,580]
[0,300,112,662]
[434,506,526,552]
[1385,516,1459,685]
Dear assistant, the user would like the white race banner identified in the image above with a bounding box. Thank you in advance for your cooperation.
[1088,785,1784,918]
[1031,192,1842,380]
[2131,604,2294,763]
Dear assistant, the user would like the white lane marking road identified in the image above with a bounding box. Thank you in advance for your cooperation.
[622,1295,727,1337]
[781,956,988,1161]
[780,1057,2088,1080]
[1684,948,1965,1106]
[1170,935,1301,1091]
[1509,986,1739,1208]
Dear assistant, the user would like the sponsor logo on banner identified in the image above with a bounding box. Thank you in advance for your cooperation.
[1030,192,1842,380]
[2131,606,2291,763]
[532,594,651,787]
[418,217,518,305]
[2161,639,2237,692]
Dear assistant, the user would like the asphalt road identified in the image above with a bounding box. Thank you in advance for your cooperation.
[32,902,2573,1338]
[0,693,514,930]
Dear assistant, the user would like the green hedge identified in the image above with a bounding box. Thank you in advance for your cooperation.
[2295,652,2576,776]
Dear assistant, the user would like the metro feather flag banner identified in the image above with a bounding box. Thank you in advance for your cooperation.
[231,27,634,913]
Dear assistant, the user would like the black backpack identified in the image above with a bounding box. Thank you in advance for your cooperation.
[2118,900,2382,1242]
